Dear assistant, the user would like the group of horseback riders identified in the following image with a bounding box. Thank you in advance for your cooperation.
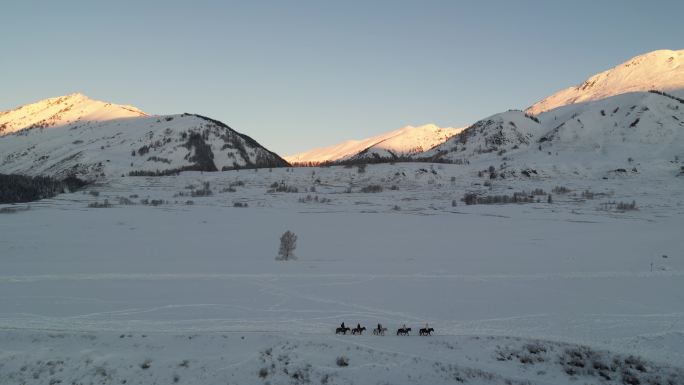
[335,322,434,336]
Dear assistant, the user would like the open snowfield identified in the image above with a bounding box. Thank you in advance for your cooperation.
[1,163,683,384]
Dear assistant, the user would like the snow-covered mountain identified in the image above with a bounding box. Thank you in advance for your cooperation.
[0,93,147,136]
[527,49,684,115]
[418,49,684,176]
[3,50,683,180]
[289,50,683,167]
[0,94,288,179]
[285,124,462,164]
[421,90,684,176]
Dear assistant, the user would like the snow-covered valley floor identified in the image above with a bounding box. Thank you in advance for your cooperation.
[1,163,683,384]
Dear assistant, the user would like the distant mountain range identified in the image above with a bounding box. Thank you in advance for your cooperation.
[284,124,463,165]
[0,49,682,179]
[287,49,684,167]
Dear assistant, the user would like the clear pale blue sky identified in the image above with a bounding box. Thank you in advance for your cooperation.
[1,0,682,155]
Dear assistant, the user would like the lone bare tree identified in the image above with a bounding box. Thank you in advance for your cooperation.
[277,230,297,261]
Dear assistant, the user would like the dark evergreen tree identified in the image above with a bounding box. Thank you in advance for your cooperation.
[277,231,298,261]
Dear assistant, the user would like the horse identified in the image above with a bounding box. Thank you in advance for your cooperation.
[419,327,434,336]
[335,326,351,335]
[396,327,411,336]
[351,326,366,335]
[372,327,387,336]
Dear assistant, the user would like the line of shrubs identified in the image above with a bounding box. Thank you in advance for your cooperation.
[462,192,536,205]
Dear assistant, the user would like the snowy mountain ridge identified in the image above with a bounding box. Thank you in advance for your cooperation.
[0,93,147,136]
[527,49,684,115]
[285,123,462,164]
[415,49,684,176]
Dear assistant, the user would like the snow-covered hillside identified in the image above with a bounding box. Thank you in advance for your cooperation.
[285,124,462,164]
[536,91,684,159]
[421,91,684,178]
[420,111,544,164]
[0,94,288,179]
[527,49,684,115]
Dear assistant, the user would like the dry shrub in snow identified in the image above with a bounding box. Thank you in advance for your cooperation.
[336,356,349,367]
[360,184,383,193]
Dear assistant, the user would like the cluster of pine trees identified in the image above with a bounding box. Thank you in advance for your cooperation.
[0,174,86,204]
[648,89,684,104]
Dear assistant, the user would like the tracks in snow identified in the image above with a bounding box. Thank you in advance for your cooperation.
[1,270,682,283]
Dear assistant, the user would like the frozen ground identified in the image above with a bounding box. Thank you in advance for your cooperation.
[1,163,683,384]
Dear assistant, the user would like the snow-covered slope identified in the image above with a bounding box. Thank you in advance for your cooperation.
[420,90,684,177]
[285,124,462,164]
[536,91,684,160]
[0,94,288,179]
[527,49,684,115]
[420,111,545,164]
